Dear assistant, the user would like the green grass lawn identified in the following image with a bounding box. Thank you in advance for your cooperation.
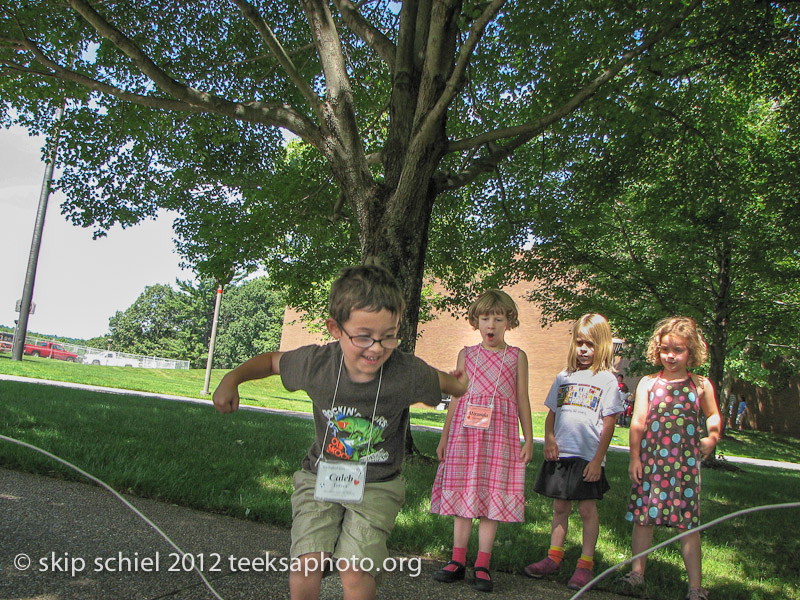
[1,378,798,600]
[1,353,797,463]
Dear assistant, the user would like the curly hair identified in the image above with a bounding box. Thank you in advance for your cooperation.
[646,316,708,368]
[467,289,520,329]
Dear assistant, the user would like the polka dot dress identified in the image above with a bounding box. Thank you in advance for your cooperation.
[625,376,701,529]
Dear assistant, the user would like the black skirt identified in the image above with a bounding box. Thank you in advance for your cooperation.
[533,457,611,501]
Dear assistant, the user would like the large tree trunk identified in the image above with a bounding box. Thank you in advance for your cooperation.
[368,183,441,458]
[709,237,732,433]
[312,0,460,457]
[358,0,461,457]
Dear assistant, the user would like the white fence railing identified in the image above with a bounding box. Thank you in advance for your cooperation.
[7,335,190,370]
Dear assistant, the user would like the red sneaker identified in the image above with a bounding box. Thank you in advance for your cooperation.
[567,566,594,590]
[524,557,560,578]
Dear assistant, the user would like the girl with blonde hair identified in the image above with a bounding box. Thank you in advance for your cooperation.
[524,313,622,591]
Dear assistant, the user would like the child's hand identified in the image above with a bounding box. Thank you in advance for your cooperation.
[436,436,448,461]
[583,459,602,482]
[520,439,534,464]
[450,369,469,396]
[628,456,643,484]
[699,436,717,460]
[544,438,559,461]
[213,376,240,414]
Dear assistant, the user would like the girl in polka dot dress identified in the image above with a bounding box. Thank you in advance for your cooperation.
[620,316,721,600]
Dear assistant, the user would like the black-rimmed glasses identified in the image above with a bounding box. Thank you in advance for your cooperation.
[338,324,401,349]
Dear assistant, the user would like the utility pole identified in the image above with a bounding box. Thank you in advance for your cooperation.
[202,284,224,395]
[12,103,65,361]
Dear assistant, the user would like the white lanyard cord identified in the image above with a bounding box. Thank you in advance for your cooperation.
[466,345,507,409]
[316,352,382,466]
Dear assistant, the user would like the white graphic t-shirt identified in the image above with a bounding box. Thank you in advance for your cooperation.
[544,369,622,463]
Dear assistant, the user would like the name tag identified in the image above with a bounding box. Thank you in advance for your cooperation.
[314,460,367,504]
[463,404,493,429]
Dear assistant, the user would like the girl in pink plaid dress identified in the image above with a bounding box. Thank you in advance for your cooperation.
[431,290,533,593]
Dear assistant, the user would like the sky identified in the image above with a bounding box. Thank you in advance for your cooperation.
[0,126,192,340]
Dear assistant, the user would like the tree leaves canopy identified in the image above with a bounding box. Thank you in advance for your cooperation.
[107,277,285,368]
[1,0,798,356]
[517,68,800,397]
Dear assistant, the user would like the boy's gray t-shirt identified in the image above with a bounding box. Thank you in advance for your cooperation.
[280,342,441,482]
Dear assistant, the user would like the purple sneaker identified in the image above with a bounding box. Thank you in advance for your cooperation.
[524,557,560,578]
[567,566,594,591]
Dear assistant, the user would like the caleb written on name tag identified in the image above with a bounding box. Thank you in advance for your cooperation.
[314,460,367,503]
[463,404,493,429]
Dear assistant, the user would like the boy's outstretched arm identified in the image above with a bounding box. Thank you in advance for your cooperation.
[213,352,283,414]
[437,367,469,398]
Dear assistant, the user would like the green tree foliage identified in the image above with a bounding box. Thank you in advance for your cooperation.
[2,2,798,427]
[214,277,286,368]
[83,335,110,350]
[108,283,205,361]
[106,277,284,368]
[515,76,800,405]
[6,0,788,349]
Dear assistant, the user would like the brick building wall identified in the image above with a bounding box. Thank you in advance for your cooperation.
[278,280,633,412]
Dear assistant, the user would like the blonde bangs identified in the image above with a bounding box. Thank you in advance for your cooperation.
[567,313,614,373]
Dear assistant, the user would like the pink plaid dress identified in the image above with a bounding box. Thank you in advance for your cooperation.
[430,344,525,522]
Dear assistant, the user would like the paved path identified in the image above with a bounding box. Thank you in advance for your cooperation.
[1,468,630,600]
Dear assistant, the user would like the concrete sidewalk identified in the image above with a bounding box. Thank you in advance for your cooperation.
[1,468,628,600]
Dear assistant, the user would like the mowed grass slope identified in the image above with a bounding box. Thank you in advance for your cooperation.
[3,354,800,462]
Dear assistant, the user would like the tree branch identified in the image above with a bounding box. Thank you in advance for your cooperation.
[332,0,396,71]
[10,33,320,144]
[609,200,669,308]
[63,0,320,143]
[652,104,726,172]
[301,0,371,179]
[231,0,324,122]
[68,0,206,105]
[437,0,703,192]
[413,0,457,128]
[393,0,419,79]
[420,0,506,132]
[301,0,351,103]
[493,164,524,227]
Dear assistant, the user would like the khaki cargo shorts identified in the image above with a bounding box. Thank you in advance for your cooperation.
[290,469,405,582]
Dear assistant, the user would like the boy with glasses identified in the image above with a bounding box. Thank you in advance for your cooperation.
[214,263,468,600]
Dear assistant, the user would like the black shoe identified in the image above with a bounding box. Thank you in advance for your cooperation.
[433,560,466,583]
[473,566,494,593]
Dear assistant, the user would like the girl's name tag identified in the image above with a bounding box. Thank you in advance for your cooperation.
[314,460,367,503]
[463,404,493,429]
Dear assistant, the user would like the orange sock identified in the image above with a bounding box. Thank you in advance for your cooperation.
[548,546,565,565]
[577,554,594,571]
